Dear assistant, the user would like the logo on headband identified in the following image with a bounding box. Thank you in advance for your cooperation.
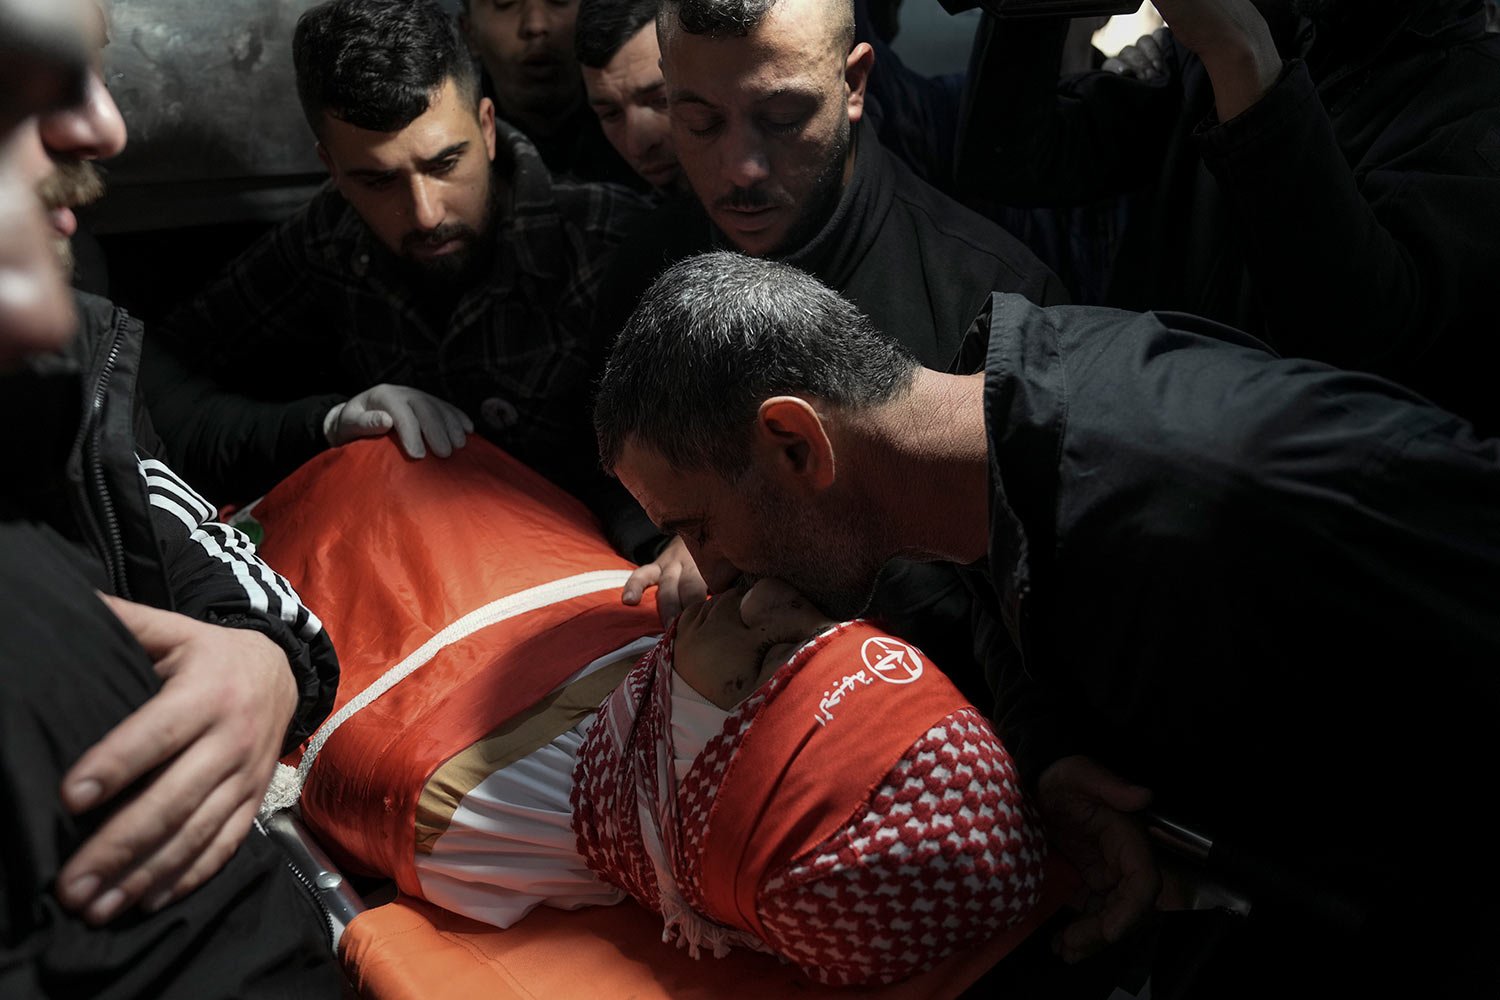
[813,637,926,728]
[862,637,924,685]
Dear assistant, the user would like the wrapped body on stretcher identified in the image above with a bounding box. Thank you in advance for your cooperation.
[249,437,1065,991]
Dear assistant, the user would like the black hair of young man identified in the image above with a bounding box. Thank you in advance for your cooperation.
[293,0,480,139]
[576,0,661,69]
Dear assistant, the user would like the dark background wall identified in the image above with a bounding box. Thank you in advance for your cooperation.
[79,0,468,317]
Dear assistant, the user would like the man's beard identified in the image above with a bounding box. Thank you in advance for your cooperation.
[709,114,853,260]
[401,221,486,284]
[768,115,852,260]
[37,158,106,275]
[745,473,885,620]
[397,181,499,291]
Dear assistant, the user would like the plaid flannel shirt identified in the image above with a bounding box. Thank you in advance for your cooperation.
[154,122,651,484]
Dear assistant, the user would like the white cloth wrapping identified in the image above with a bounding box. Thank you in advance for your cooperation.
[413,637,730,928]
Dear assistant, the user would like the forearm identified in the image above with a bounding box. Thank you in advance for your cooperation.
[1198,60,1438,363]
[1171,1,1282,123]
[137,452,339,750]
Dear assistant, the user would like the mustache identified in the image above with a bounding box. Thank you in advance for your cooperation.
[38,158,107,212]
[713,186,784,213]
[401,222,478,254]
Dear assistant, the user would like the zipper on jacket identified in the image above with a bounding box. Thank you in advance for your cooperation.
[280,853,339,949]
[87,320,130,599]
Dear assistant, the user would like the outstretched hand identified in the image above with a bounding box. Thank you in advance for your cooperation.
[621,535,708,626]
[1150,0,1282,120]
[1037,754,1159,962]
[56,595,298,925]
[325,383,474,459]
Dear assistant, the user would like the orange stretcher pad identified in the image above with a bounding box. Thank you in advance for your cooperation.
[341,875,1075,1000]
[252,438,1071,997]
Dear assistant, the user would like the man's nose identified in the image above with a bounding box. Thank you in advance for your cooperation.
[624,112,660,162]
[683,539,741,596]
[518,0,549,38]
[408,176,444,231]
[37,70,127,162]
[720,122,770,190]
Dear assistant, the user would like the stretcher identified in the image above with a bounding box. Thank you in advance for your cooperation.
[246,438,1074,997]
[265,808,1075,1000]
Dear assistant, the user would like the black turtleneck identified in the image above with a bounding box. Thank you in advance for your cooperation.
[592,120,1067,373]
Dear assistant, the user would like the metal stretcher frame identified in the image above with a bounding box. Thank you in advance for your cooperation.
[264,791,1368,995]
[261,807,1079,1000]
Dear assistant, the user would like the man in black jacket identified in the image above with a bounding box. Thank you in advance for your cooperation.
[595,251,1500,998]
[594,0,1065,638]
[958,0,1500,436]
[0,3,341,995]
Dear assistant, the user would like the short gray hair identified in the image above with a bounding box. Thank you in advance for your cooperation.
[594,251,919,477]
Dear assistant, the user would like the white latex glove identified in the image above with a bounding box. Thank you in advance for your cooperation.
[324,383,474,459]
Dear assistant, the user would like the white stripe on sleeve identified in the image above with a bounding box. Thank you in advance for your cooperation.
[137,456,322,641]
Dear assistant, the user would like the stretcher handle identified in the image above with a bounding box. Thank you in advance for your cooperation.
[1143,809,1368,939]
[262,810,368,951]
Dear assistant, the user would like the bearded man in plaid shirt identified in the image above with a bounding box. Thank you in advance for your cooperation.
[143,0,650,522]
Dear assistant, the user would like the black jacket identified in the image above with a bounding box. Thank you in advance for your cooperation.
[1,293,338,752]
[960,0,1500,435]
[975,293,1500,985]
[594,120,1068,374]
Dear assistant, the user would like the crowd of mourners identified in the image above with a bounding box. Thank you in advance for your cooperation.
[3,0,1499,996]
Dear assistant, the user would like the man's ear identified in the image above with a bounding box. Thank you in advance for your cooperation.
[755,396,836,494]
[479,96,497,161]
[845,41,874,124]
[315,141,335,179]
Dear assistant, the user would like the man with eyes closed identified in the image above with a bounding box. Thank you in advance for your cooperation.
[141,0,650,508]
[590,0,1066,693]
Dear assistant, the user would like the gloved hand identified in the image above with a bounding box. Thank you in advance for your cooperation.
[324,383,474,459]
[1102,25,1172,81]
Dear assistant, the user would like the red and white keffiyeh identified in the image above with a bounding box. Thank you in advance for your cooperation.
[572,621,1048,986]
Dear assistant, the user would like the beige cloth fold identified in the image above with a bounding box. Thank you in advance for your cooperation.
[415,655,636,855]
